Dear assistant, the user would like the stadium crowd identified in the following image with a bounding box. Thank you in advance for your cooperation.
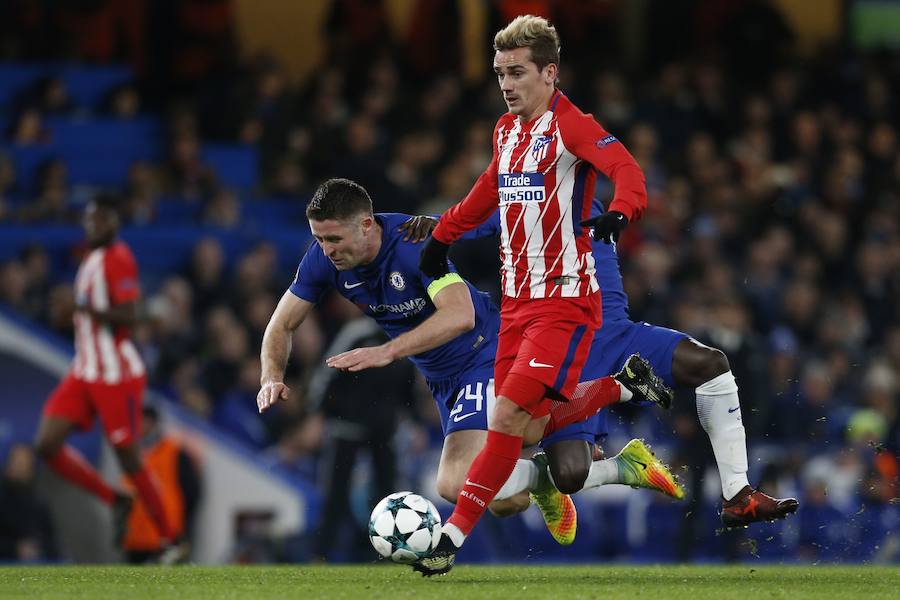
[0,0,897,563]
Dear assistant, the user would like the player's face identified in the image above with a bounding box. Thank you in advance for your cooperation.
[82,203,118,248]
[494,47,557,121]
[310,215,376,270]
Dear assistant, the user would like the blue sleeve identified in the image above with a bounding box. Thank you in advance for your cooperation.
[288,243,333,303]
[458,209,501,240]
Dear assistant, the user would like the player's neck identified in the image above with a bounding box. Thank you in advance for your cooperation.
[360,220,383,265]
[88,237,116,249]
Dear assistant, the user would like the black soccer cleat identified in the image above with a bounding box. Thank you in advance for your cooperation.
[411,533,459,577]
[614,353,674,410]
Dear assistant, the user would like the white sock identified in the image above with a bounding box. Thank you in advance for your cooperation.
[582,458,621,489]
[618,380,633,402]
[442,522,466,546]
[696,371,750,500]
[493,459,539,500]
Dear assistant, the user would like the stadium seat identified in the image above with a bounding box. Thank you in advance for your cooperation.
[202,144,258,189]
[59,64,133,110]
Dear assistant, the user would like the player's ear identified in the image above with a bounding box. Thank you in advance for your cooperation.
[545,63,557,86]
[360,215,374,235]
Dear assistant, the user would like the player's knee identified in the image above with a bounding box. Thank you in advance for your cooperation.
[436,478,461,505]
[698,347,730,382]
[33,437,61,460]
[550,463,588,495]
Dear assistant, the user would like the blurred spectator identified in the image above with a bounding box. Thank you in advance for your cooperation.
[0,444,57,561]
[202,188,241,229]
[8,107,50,145]
[122,405,201,564]
[105,84,142,119]
[162,130,218,200]
[307,318,417,561]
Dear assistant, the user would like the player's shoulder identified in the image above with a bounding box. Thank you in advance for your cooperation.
[105,240,137,266]
[377,212,413,234]
[494,112,517,132]
[377,213,423,265]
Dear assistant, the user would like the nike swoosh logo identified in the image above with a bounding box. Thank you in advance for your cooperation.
[727,406,740,413]
[452,411,477,423]
[343,281,365,289]
[528,358,554,368]
[465,479,494,492]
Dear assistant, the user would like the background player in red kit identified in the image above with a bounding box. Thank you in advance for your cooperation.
[416,15,648,575]
[33,195,180,560]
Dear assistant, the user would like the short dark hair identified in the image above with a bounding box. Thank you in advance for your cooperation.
[90,193,122,216]
[306,178,373,221]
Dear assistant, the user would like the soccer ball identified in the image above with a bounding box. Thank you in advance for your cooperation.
[368,491,442,563]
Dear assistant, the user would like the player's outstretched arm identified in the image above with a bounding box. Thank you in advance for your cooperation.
[258,291,313,413]
[325,278,475,372]
[400,212,502,243]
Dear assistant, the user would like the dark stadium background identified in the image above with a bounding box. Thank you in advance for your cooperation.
[0,0,897,565]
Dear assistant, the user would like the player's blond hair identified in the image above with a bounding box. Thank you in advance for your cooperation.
[493,15,560,72]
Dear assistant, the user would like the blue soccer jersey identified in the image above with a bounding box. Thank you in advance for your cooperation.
[289,213,501,382]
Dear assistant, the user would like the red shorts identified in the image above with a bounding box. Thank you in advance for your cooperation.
[42,373,146,447]
[495,292,602,414]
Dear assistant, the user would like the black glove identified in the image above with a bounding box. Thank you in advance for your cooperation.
[580,210,628,244]
[419,237,451,278]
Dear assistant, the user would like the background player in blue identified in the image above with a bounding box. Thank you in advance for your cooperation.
[403,200,799,528]
[256,178,679,545]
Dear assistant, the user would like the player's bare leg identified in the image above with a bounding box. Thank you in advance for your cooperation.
[671,339,798,525]
[546,438,684,499]
[436,428,543,517]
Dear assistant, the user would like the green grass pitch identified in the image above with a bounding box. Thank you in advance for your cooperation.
[2,565,898,599]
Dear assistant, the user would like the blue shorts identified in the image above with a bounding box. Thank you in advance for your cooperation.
[429,354,497,437]
[541,319,688,447]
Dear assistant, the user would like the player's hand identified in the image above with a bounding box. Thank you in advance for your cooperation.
[580,210,628,244]
[326,345,395,372]
[257,381,290,413]
[398,216,438,243]
[419,237,450,278]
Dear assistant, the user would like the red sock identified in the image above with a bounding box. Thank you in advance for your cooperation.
[543,376,621,438]
[447,430,523,535]
[46,445,116,504]
[131,467,176,541]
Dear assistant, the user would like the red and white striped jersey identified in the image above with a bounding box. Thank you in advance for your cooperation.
[433,91,647,299]
[72,240,145,384]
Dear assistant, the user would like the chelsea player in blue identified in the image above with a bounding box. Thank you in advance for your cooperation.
[257,178,680,546]
[403,198,800,528]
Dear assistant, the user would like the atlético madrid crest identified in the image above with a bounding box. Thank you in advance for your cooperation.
[389,271,406,290]
[531,135,552,162]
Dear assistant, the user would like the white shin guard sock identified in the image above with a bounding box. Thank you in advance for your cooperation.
[582,458,620,489]
[493,458,539,500]
[696,371,750,500]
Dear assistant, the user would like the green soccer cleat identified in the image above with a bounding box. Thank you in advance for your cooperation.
[612,438,684,499]
[529,452,577,545]
[614,353,674,410]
